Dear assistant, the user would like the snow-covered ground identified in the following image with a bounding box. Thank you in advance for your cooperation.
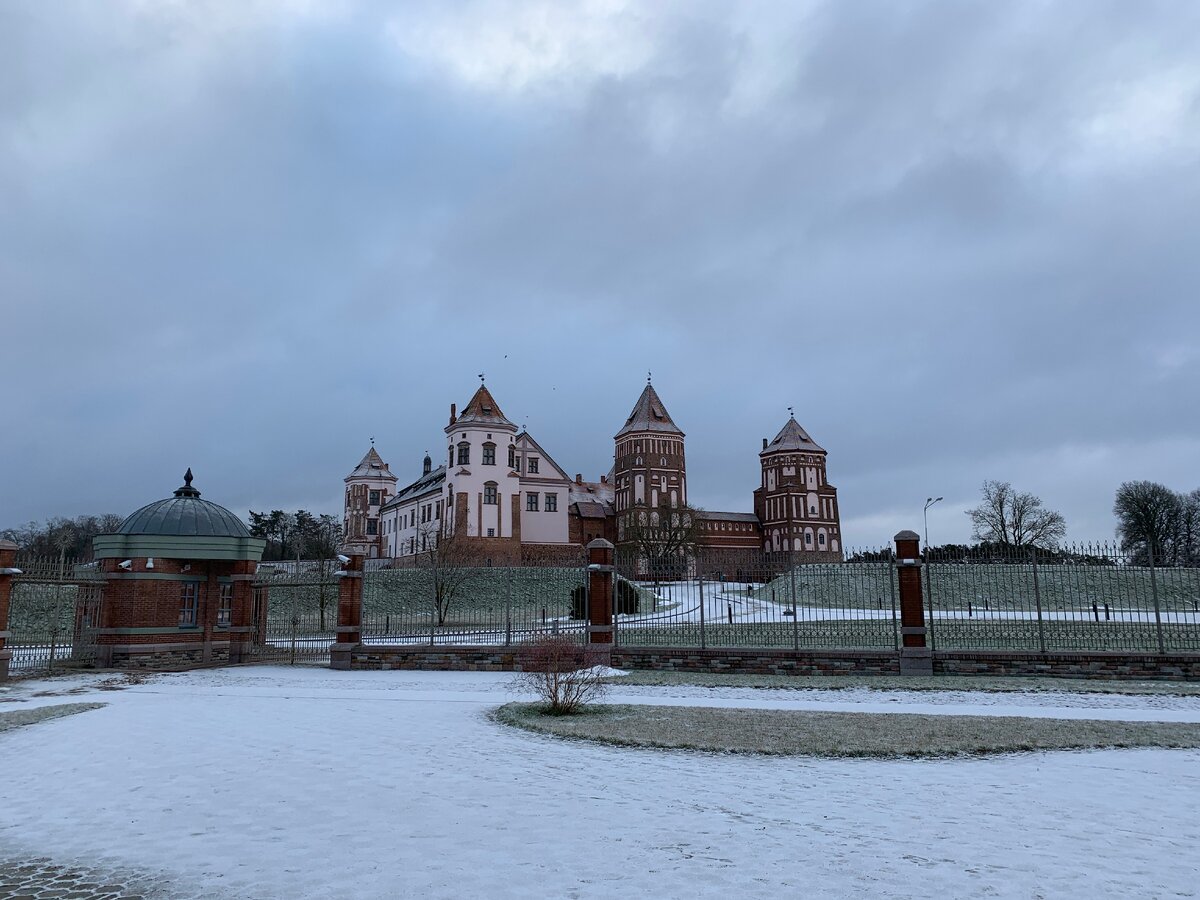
[2,667,1199,898]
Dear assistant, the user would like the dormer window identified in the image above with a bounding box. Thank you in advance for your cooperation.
[457,442,470,466]
[482,443,496,465]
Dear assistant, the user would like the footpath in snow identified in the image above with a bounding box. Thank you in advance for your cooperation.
[1,666,1198,899]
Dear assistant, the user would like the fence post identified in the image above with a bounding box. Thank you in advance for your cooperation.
[586,539,614,646]
[1148,545,1164,654]
[697,568,706,650]
[1030,547,1046,654]
[895,530,932,675]
[0,540,18,681]
[789,548,800,652]
[331,553,363,671]
[505,567,513,647]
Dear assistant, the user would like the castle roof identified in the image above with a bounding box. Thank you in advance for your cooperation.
[382,464,446,510]
[615,383,683,438]
[451,384,515,430]
[761,416,825,456]
[345,447,398,483]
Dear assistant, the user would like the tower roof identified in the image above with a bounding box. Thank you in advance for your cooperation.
[761,416,825,456]
[450,384,515,430]
[615,383,684,438]
[345,447,398,483]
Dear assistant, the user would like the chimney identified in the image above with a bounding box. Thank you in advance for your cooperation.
[762,437,768,450]
[600,475,608,484]
[575,473,582,484]
[449,403,457,427]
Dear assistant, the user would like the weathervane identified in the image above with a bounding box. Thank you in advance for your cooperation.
[787,406,794,419]
[647,370,652,384]
[370,435,375,447]
[478,372,485,385]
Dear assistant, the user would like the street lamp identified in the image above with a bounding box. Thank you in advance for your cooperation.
[923,497,943,550]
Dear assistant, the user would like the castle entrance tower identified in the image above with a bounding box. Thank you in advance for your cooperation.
[753,415,842,557]
[613,379,686,543]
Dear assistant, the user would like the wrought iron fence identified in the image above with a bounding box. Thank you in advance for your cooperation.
[613,547,899,650]
[7,555,105,677]
[249,561,340,664]
[361,552,588,646]
[924,543,1200,653]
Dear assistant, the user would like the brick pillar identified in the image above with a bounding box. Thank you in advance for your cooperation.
[586,539,614,645]
[895,530,932,676]
[228,562,257,664]
[0,539,17,681]
[331,553,363,670]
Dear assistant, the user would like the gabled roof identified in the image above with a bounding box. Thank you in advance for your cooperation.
[345,447,398,483]
[382,465,446,510]
[516,431,571,483]
[615,383,684,438]
[761,416,825,456]
[450,384,515,430]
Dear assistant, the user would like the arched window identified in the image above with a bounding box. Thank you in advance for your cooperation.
[484,482,498,505]
[457,442,470,466]
[482,442,496,465]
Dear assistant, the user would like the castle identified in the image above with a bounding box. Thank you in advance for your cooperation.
[342,380,843,561]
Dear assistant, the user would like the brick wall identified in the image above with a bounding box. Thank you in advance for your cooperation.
[610,647,901,676]
[352,645,522,671]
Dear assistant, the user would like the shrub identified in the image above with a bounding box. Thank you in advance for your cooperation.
[515,635,608,715]
[569,580,640,619]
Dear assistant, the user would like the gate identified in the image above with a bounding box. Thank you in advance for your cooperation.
[247,561,339,664]
[8,555,106,677]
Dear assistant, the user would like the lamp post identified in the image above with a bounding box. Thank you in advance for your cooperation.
[923,497,943,550]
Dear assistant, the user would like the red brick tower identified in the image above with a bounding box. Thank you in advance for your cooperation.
[753,414,843,558]
[613,378,686,543]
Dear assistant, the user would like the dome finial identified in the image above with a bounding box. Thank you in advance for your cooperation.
[174,468,201,498]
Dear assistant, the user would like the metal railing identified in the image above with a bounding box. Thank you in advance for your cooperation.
[360,554,588,646]
[613,547,899,650]
[7,554,105,677]
[925,543,1200,653]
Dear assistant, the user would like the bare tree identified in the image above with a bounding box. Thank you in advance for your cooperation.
[618,501,704,587]
[1114,481,1186,565]
[416,524,483,627]
[966,480,1066,548]
[515,635,609,714]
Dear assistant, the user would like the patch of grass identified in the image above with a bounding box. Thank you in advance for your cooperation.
[605,671,1200,695]
[0,703,105,734]
[496,702,1200,758]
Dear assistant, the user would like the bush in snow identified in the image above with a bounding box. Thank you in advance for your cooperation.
[516,635,609,715]
[569,580,640,619]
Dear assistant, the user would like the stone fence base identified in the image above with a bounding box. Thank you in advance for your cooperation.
[345,644,1200,680]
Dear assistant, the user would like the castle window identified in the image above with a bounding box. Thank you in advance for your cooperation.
[528,457,539,474]
[819,533,826,546]
[805,532,813,544]
[218,583,232,627]
[508,446,516,468]
[482,443,496,465]
[457,442,470,466]
[487,529,495,537]
[545,493,557,512]
[367,518,378,536]
[484,483,498,505]
[527,492,539,511]
[179,583,198,628]
[369,490,381,506]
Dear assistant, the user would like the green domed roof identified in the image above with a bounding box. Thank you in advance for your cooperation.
[117,469,250,538]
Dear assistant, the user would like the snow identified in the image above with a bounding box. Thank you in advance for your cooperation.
[2,667,1198,898]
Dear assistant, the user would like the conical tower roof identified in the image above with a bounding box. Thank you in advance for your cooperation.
[345,446,398,483]
[449,384,515,430]
[615,383,684,438]
[761,416,824,456]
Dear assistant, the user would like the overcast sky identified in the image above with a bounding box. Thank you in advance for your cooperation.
[2,0,1198,548]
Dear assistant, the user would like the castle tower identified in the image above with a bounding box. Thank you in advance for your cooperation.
[343,446,397,558]
[443,383,520,546]
[753,415,842,557]
[613,381,686,543]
